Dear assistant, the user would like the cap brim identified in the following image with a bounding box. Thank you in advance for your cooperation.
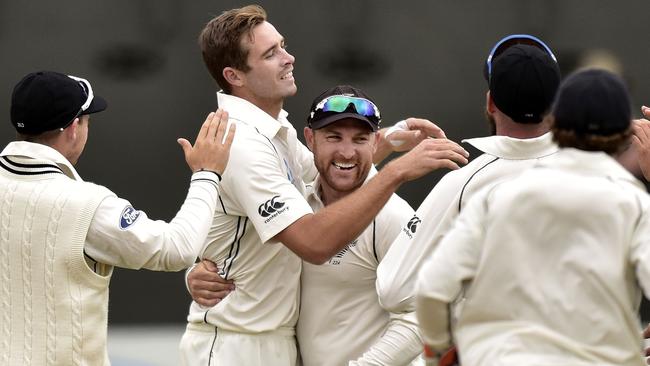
[82,95,108,115]
[309,112,378,131]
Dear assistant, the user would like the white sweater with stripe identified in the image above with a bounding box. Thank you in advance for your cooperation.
[0,165,113,366]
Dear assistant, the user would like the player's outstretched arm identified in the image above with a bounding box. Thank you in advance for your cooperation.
[84,109,236,271]
[275,138,469,265]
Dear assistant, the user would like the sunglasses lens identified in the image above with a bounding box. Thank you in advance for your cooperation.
[321,96,377,117]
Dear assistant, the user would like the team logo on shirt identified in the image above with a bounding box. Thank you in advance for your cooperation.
[119,205,141,230]
[401,215,421,239]
[328,239,358,265]
[259,195,288,222]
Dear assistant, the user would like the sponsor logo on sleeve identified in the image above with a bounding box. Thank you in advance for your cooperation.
[119,205,141,230]
[401,215,421,239]
[258,195,288,223]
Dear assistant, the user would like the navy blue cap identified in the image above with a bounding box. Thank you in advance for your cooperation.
[489,44,561,123]
[552,69,630,136]
[10,71,107,135]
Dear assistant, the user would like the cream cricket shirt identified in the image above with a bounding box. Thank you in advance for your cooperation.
[298,172,422,366]
[377,133,558,313]
[1,141,222,272]
[186,93,316,333]
[417,148,650,366]
[0,141,221,365]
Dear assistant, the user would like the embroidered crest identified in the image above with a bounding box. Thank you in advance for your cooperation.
[119,205,141,230]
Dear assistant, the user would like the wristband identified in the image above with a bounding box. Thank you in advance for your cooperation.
[195,168,222,181]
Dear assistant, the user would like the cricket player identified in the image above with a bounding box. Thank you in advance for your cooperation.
[179,5,469,365]
[416,68,650,366]
[0,70,234,365]
[299,85,423,365]
[188,85,427,365]
[376,35,561,316]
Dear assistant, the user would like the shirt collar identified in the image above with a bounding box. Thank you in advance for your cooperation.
[0,141,82,180]
[462,132,558,160]
[540,148,645,190]
[217,92,291,140]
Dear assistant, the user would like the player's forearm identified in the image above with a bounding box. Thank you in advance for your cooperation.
[279,164,405,264]
[351,312,423,366]
[415,295,451,352]
[138,173,220,270]
[85,172,220,270]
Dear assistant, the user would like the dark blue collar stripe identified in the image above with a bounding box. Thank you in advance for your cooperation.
[1,156,64,173]
[0,158,64,176]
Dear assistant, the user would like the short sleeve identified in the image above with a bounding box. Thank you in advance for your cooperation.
[221,128,313,244]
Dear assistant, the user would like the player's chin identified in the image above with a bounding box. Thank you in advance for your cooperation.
[285,84,297,97]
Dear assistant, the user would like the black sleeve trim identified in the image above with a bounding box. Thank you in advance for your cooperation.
[191,177,220,190]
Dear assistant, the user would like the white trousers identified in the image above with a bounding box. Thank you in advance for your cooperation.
[179,323,298,366]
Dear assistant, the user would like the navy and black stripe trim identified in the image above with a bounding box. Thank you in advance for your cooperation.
[218,195,228,215]
[224,217,247,280]
[0,156,64,176]
[221,217,247,280]
[221,217,241,278]
[372,219,378,262]
[458,157,499,212]
[191,177,220,190]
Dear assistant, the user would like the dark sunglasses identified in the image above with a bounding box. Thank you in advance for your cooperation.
[310,95,381,124]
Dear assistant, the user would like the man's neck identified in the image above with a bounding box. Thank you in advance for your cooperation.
[318,183,350,207]
[232,90,283,120]
[496,117,551,139]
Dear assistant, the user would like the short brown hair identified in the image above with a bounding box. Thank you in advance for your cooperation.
[198,5,267,94]
[552,126,631,155]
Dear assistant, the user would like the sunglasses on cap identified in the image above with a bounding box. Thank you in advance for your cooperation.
[483,34,558,82]
[310,95,381,124]
[61,75,95,129]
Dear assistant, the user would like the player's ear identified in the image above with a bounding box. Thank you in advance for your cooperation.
[223,67,244,88]
[304,127,315,151]
[62,118,80,140]
[486,90,497,114]
[371,131,379,153]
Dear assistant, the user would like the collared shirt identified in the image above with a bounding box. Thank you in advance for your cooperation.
[298,170,422,366]
[377,133,559,313]
[187,92,316,333]
[417,148,650,366]
[0,140,221,272]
